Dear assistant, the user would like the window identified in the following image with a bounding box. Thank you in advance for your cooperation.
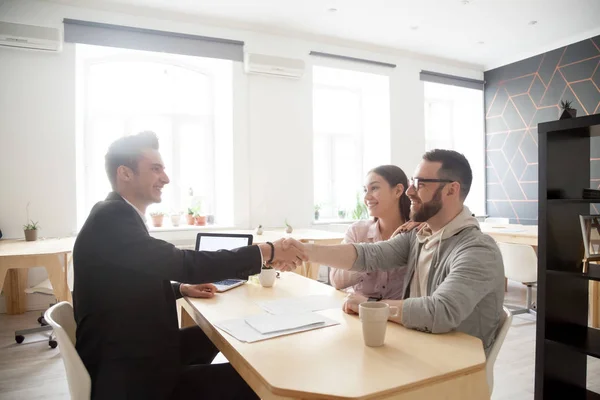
[424,82,485,216]
[76,44,233,228]
[313,66,390,220]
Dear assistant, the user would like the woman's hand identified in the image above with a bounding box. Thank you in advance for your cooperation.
[392,220,424,237]
[342,293,368,314]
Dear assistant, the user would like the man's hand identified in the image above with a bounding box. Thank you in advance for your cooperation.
[342,293,367,315]
[259,238,308,271]
[180,283,217,298]
[392,220,425,238]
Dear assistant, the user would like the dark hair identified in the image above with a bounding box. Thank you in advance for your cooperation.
[369,165,411,223]
[422,149,472,200]
[105,131,159,190]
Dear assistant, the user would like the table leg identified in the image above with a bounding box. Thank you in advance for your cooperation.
[46,254,72,303]
[4,269,28,314]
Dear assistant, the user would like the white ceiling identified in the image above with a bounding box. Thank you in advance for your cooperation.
[51,0,600,69]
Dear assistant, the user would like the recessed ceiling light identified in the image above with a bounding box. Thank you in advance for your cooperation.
[409,25,419,31]
[529,20,538,25]
[327,7,338,13]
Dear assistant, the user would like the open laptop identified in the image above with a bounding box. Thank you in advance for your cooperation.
[195,233,254,292]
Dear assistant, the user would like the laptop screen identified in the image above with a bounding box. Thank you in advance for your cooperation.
[195,234,253,252]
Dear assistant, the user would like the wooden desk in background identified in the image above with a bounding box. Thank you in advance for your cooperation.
[180,273,489,400]
[0,238,74,314]
[479,223,538,248]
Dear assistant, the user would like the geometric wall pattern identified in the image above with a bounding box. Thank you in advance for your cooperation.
[484,35,600,225]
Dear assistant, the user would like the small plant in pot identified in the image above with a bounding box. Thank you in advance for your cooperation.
[314,204,321,221]
[259,264,277,287]
[150,211,165,227]
[170,212,182,227]
[255,224,264,235]
[559,100,577,119]
[186,208,196,225]
[338,209,347,219]
[23,220,39,242]
[194,212,207,226]
[284,219,293,234]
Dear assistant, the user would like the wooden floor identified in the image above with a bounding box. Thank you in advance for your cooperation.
[0,281,597,399]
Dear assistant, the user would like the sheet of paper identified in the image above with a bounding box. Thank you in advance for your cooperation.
[257,295,343,315]
[215,313,339,343]
[244,312,325,334]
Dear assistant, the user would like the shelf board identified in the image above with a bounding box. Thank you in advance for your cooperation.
[546,322,600,359]
[547,198,600,203]
[538,114,600,136]
[548,266,600,282]
[543,378,600,399]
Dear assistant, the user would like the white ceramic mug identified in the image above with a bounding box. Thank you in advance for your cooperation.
[259,268,277,287]
[358,302,400,347]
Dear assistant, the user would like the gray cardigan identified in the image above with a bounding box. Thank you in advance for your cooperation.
[352,225,505,355]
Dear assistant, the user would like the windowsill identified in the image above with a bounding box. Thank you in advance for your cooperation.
[148,224,234,233]
[312,219,356,225]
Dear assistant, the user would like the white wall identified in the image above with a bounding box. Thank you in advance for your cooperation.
[0,0,483,311]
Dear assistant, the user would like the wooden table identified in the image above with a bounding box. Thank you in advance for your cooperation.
[0,238,74,314]
[479,223,538,247]
[181,273,489,400]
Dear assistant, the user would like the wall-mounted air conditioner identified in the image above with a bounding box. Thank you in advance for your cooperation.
[0,21,62,52]
[244,53,305,79]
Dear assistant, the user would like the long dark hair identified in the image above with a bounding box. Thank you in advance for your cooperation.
[368,165,411,223]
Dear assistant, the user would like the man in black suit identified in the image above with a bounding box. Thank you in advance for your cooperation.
[73,131,305,400]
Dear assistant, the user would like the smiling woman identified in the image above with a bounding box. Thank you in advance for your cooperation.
[329,165,411,300]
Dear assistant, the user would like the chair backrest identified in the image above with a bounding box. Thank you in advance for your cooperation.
[497,242,538,283]
[485,217,510,225]
[44,302,91,400]
[486,306,513,394]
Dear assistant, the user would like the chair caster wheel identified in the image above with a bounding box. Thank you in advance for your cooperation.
[15,335,25,344]
[37,316,43,324]
[49,340,58,349]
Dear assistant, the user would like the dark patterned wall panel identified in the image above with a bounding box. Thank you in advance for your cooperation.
[484,35,600,225]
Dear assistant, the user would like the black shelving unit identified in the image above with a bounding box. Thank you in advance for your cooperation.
[536,114,600,400]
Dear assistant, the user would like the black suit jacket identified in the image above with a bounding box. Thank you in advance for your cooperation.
[73,192,261,394]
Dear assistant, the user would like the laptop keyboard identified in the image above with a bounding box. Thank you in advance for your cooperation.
[215,279,242,285]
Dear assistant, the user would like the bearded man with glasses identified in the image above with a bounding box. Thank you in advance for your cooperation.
[278,149,505,357]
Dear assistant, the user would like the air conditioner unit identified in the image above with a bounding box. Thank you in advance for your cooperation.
[244,53,305,79]
[0,21,62,52]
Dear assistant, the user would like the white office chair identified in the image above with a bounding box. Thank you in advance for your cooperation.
[44,302,91,400]
[486,306,512,394]
[15,278,57,347]
[485,217,510,225]
[498,242,537,315]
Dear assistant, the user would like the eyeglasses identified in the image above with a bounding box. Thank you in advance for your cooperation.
[410,177,454,190]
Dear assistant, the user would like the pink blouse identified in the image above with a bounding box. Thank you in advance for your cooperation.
[329,219,407,300]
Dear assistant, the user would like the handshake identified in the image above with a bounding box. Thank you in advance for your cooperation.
[258,238,309,271]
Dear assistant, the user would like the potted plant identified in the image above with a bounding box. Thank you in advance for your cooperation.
[259,264,277,287]
[186,208,195,225]
[194,212,207,226]
[285,219,293,234]
[338,209,347,219]
[559,100,577,119]
[23,220,39,242]
[170,212,182,227]
[150,211,165,227]
[314,204,321,221]
[255,224,264,235]
[351,192,368,220]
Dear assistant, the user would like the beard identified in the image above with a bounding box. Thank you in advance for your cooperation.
[410,185,444,223]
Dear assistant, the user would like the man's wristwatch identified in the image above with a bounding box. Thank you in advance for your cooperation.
[367,296,382,302]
